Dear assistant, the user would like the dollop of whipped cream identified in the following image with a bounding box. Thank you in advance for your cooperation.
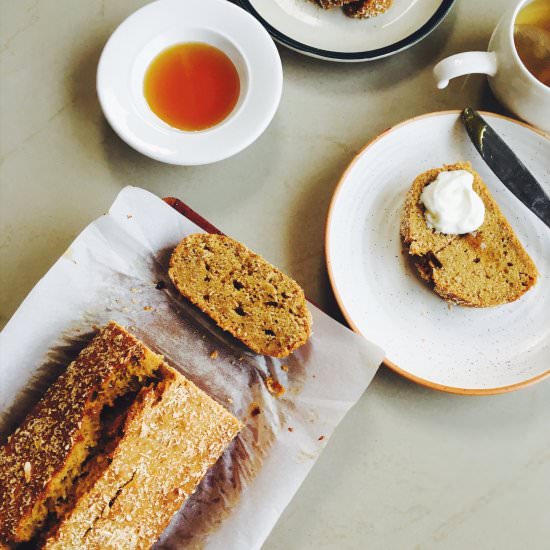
[420,170,485,234]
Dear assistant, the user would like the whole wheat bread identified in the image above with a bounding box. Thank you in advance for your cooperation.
[0,322,241,548]
[168,234,312,357]
[343,0,393,18]
[400,162,538,307]
[316,0,354,9]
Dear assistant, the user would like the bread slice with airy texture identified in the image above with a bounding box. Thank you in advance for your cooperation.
[343,0,393,18]
[168,234,312,358]
[400,162,538,307]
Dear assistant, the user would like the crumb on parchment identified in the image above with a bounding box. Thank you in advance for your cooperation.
[265,376,285,398]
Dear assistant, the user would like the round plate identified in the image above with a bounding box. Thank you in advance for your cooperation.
[238,0,456,62]
[97,0,282,165]
[326,111,550,394]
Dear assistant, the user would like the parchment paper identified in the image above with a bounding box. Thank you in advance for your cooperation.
[0,187,384,549]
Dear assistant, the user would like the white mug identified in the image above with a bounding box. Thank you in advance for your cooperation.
[433,0,550,133]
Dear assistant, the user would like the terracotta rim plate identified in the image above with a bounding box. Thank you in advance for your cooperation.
[237,0,456,62]
[326,111,550,394]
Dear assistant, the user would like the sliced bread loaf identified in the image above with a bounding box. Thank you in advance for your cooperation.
[168,234,312,357]
[400,162,538,307]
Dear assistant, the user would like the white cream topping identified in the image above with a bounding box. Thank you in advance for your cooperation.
[420,170,485,234]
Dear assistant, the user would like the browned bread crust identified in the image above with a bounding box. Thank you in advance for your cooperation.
[400,162,538,307]
[316,0,355,9]
[168,234,312,357]
[1,323,242,548]
[0,322,163,543]
[42,364,242,549]
[343,0,392,18]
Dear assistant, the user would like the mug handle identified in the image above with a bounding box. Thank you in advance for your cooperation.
[433,52,498,89]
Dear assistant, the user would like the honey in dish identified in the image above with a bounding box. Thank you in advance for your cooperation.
[144,42,240,131]
[514,0,550,87]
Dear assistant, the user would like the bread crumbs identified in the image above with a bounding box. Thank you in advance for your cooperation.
[265,376,285,398]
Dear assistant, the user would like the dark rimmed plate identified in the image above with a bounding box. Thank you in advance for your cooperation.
[237,0,456,62]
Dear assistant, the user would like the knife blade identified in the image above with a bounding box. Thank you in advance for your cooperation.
[460,107,550,230]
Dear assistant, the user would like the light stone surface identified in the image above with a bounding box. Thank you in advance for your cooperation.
[1,0,549,549]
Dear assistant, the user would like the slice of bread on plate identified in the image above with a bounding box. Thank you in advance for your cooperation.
[168,234,312,358]
[43,362,241,550]
[343,0,393,19]
[400,162,538,307]
[316,0,354,9]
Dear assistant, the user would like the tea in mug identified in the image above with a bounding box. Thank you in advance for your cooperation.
[514,0,550,87]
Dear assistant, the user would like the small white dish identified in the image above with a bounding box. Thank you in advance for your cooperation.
[326,111,550,394]
[238,0,456,62]
[97,0,283,165]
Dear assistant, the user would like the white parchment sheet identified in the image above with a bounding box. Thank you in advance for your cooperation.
[0,187,384,549]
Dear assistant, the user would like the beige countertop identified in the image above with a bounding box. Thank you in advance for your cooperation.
[1,0,549,548]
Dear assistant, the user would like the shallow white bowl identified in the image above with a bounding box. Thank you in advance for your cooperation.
[326,111,550,394]
[97,0,283,165]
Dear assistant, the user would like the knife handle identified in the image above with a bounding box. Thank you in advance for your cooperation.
[434,52,498,89]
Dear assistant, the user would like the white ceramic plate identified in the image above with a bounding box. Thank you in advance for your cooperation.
[97,0,282,165]
[326,111,550,394]
[238,0,455,61]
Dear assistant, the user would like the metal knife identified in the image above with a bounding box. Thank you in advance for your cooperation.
[461,107,550,230]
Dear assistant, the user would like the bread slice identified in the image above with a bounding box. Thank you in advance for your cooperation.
[42,363,242,549]
[0,322,163,543]
[316,0,354,9]
[0,323,242,548]
[400,162,538,307]
[168,234,312,358]
[343,0,393,18]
